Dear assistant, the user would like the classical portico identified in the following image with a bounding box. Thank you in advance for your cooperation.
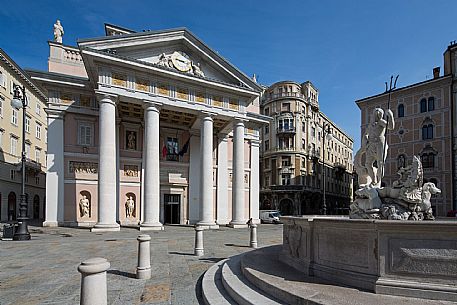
[34,24,268,231]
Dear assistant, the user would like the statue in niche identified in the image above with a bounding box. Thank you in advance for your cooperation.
[127,131,136,150]
[125,196,135,218]
[158,53,171,68]
[79,195,90,218]
[53,20,64,43]
[191,62,205,77]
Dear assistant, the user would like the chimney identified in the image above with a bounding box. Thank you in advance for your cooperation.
[433,67,440,79]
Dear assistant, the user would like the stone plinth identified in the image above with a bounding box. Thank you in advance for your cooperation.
[280,216,457,302]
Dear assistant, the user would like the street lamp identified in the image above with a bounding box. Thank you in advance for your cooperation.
[11,84,31,241]
[321,123,332,215]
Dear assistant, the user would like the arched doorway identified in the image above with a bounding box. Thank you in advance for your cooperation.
[8,192,17,221]
[279,198,294,216]
[33,195,40,219]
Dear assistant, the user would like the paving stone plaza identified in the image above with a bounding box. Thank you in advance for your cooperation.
[0,224,282,305]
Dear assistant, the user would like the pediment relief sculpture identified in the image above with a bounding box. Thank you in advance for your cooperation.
[156,51,205,77]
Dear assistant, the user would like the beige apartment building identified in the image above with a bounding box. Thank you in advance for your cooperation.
[260,80,354,215]
[356,41,457,216]
[0,49,48,222]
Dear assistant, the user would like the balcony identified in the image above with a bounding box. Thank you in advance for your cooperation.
[270,184,303,191]
[276,127,296,134]
[273,147,297,153]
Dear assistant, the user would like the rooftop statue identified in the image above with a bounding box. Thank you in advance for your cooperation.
[351,108,440,220]
[53,20,64,43]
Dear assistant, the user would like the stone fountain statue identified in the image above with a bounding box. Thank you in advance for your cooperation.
[350,107,441,220]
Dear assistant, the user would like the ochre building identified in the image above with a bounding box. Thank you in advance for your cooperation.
[0,49,47,223]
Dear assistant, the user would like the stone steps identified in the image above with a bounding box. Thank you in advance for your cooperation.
[202,259,237,305]
[202,245,457,305]
[221,255,285,305]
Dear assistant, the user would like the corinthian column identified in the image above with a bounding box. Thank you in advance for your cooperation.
[198,114,218,229]
[230,120,247,228]
[92,96,120,232]
[140,103,163,231]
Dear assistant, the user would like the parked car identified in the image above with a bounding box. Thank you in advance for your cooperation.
[260,210,281,224]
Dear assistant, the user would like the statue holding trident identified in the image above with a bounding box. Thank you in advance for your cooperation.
[355,75,397,188]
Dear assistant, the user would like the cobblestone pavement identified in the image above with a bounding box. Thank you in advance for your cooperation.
[0,224,283,305]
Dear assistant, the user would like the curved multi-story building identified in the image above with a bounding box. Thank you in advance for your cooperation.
[260,80,354,215]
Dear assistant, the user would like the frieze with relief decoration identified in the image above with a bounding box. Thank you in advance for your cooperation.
[69,161,98,174]
[124,165,139,177]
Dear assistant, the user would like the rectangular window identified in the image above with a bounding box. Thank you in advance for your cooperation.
[25,116,31,133]
[302,139,306,149]
[35,176,40,185]
[10,136,17,156]
[0,129,3,147]
[281,156,291,167]
[10,169,16,180]
[311,127,316,138]
[25,143,31,159]
[11,108,18,125]
[36,103,41,115]
[35,148,41,164]
[281,103,290,112]
[264,176,270,187]
[78,122,93,146]
[264,139,269,151]
[0,70,4,88]
[35,123,42,139]
[0,98,3,117]
[264,107,270,116]
[282,174,291,185]
[265,125,269,134]
[166,137,179,161]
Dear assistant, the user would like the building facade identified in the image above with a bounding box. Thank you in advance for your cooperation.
[0,49,48,222]
[29,24,267,230]
[260,81,354,216]
[356,41,457,216]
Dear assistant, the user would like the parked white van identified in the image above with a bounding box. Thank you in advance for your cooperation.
[259,210,281,224]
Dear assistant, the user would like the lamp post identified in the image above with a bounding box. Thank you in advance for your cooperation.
[321,123,332,215]
[12,84,31,241]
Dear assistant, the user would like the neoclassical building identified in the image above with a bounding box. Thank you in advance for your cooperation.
[29,23,267,231]
[260,81,354,215]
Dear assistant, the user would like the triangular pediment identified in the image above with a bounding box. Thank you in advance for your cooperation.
[78,28,260,91]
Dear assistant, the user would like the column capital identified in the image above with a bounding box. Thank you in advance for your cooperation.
[95,91,118,104]
[250,138,261,146]
[233,118,247,127]
[199,111,217,120]
[143,101,162,112]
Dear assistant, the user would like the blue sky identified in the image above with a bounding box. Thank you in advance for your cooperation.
[1,0,456,151]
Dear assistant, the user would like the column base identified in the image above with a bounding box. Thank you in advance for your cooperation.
[140,222,164,231]
[91,223,120,232]
[42,221,59,227]
[228,220,248,228]
[216,219,230,226]
[197,221,219,230]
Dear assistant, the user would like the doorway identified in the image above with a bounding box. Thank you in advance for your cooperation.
[164,194,180,224]
[33,195,40,219]
[8,192,17,221]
